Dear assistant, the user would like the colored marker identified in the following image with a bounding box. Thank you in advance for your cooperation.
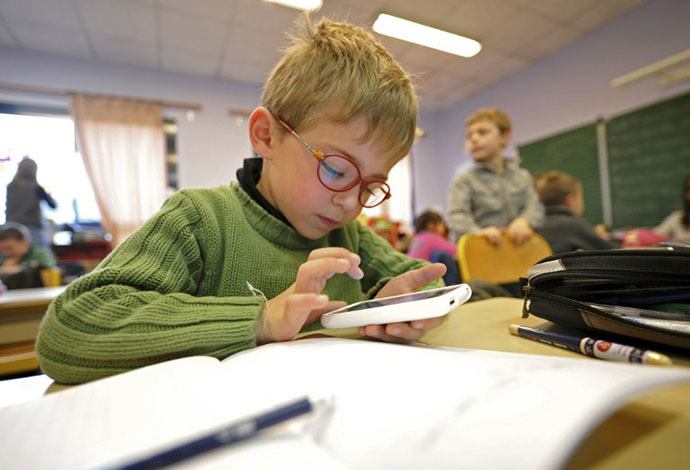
[508,324,672,366]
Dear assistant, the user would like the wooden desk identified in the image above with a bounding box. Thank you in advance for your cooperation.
[423,297,690,366]
[0,286,66,313]
[0,286,66,376]
[1,297,688,468]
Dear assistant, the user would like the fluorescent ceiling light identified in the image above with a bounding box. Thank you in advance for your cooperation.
[373,14,481,58]
[658,63,690,87]
[264,0,322,11]
[610,48,690,88]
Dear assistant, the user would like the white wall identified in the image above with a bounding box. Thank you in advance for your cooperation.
[0,47,262,190]
[415,0,690,214]
[3,0,690,211]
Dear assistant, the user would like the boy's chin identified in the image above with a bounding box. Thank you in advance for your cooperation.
[300,231,327,240]
[472,153,500,163]
[295,224,331,240]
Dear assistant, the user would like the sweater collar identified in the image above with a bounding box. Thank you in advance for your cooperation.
[236,157,291,227]
[231,182,328,250]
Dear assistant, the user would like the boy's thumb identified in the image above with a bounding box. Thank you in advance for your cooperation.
[307,300,347,326]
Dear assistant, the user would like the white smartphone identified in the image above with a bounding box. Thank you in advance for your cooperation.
[320,284,472,329]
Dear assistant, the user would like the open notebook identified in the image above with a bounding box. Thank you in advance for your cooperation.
[1,337,689,469]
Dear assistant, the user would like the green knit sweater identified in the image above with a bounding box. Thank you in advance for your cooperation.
[37,183,439,383]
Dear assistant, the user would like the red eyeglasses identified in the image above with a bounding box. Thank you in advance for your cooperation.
[276,117,392,208]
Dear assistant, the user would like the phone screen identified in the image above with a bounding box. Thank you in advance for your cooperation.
[340,286,461,313]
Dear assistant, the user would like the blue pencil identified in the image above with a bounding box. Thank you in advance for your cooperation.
[113,396,318,470]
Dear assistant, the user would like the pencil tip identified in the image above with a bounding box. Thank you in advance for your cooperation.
[646,352,673,366]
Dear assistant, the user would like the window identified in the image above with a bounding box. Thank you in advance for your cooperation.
[0,110,178,229]
[362,154,414,229]
[0,111,100,226]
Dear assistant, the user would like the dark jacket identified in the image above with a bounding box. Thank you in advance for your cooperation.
[537,206,616,254]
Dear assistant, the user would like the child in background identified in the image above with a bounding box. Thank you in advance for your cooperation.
[0,222,56,274]
[655,174,690,243]
[37,17,446,384]
[408,210,461,285]
[534,171,615,254]
[0,222,57,289]
[5,157,58,249]
[408,210,456,261]
[446,108,543,245]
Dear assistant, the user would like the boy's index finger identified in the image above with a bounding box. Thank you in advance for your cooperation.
[303,249,364,282]
[295,257,361,292]
[298,257,350,278]
[308,247,361,266]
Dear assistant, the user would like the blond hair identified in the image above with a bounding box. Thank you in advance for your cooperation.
[534,170,581,207]
[262,17,418,161]
[465,107,512,134]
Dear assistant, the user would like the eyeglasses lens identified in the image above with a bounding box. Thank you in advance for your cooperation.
[360,181,389,207]
[317,155,390,208]
[318,155,359,190]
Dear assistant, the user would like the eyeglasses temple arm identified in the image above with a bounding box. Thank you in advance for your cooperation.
[276,117,324,161]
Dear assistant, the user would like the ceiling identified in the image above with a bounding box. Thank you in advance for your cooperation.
[0,0,648,111]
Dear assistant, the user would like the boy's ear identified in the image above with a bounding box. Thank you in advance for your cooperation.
[248,107,279,160]
[563,192,575,209]
[499,130,512,149]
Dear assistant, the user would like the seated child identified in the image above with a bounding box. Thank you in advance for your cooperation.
[408,210,456,261]
[408,210,461,285]
[0,222,57,289]
[534,171,616,254]
[36,17,447,384]
[446,107,544,246]
[0,222,56,272]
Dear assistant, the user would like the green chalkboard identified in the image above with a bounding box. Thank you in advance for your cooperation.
[518,123,603,225]
[606,92,690,228]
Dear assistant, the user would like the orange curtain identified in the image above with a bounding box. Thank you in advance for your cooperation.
[70,93,166,247]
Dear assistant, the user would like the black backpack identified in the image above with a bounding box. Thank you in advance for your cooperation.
[522,247,690,350]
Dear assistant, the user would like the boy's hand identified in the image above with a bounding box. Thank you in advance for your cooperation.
[1,257,19,267]
[358,263,447,343]
[478,226,502,245]
[0,258,22,274]
[255,248,362,344]
[506,217,533,245]
[594,223,610,240]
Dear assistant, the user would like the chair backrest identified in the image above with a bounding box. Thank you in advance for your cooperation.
[457,233,552,284]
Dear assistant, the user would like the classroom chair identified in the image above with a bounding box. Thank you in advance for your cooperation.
[457,233,552,285]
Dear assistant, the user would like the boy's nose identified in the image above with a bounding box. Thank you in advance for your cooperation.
[332,185,360,211]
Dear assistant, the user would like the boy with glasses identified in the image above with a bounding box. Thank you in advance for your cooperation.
[37,18,446,384]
